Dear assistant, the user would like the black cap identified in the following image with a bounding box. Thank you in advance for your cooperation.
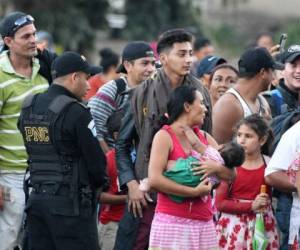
[238,47,284,77]
[0,12,34,39]
[51,51,102,79]
[116,41,154,73]
[283,45,300,63]
[196,55,227,78]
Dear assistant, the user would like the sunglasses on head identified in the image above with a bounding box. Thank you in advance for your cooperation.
[9,15,35,36]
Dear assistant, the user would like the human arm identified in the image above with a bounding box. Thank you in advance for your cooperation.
[191,131,236,181]
[36,48,57,84]
[0,186,3,210]
[148,130,212,198]
[115,103,148,218]
[296,171,300,199]
[99,140,110,154]
[88,80,118,152]
[212,94,244,144]
[215,181,269,214]
[99,192,127,205]
[67,104,108,188]
[265,129,298,193]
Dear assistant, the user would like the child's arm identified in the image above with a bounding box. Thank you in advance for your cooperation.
[183,127,207,154]
[215,181,269,214]
[99,192,127,205]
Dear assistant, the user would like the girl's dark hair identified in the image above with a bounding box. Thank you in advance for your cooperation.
[99,48,119,74]
[209,64,239,83]
[235,114,274,156]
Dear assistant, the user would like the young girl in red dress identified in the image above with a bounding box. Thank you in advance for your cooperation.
[215,114,279,250]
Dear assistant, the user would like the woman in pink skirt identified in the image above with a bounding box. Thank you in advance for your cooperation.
[148,85,235,250]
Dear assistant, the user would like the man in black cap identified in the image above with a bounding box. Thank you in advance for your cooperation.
[263,45,300,250]
[0,11,53,250]
[17,51,108,250]
[88,41,155,153]
[213,47,284,144]
[264,44,300,117]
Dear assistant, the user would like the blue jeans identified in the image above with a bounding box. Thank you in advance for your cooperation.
[275,194,292,250]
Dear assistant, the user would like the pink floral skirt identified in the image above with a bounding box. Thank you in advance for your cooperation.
[216,206,279,250]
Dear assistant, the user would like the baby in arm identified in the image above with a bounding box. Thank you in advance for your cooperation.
[139,127,245,203]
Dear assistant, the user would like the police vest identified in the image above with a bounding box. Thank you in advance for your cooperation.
[18,94,90,215]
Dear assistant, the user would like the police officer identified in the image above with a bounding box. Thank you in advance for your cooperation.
[18,51,108,250]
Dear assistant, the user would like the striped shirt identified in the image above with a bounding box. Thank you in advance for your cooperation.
[0,51,48,171]
[88,77,129,147]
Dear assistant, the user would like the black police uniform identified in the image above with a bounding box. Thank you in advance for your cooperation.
[18,84,107,250]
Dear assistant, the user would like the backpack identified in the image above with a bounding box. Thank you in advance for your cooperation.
[106,78,127,135]
[270,107,300,154]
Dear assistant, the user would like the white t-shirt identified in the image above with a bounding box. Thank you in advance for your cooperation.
[265,121,300,176]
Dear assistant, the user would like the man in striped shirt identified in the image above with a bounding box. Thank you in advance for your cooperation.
[88,41,156,153]
[0,11,49,250]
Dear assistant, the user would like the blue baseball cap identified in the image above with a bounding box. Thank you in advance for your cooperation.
[196,55,227,78]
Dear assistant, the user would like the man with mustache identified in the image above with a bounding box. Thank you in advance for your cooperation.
[0,11,50,250]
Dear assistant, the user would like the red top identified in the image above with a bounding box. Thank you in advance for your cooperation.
[84,74,105,101]
[215,164,271,214]
[99,149,125,224]
[156,125,213,221]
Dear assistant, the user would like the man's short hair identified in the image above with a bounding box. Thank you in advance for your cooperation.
[193,37,211,51]
[157,28,193,55]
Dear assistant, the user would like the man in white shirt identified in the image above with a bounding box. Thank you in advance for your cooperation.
[265,121,300,250]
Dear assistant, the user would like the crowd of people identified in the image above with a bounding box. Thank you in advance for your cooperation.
[0,9,300,250]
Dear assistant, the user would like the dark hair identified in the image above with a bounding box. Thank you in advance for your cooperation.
[158,85,198,128]
[220,141,245,169]
[193,37,211,51]
[255,31,273,45]
[235,114,274,155]
[157,28,193,54]
[210,63,239,83]
[99,48,119,74]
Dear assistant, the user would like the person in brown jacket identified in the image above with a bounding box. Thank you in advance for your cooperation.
[113,28,234,250]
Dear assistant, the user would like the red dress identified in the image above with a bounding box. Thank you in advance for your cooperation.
[215,165,279,250]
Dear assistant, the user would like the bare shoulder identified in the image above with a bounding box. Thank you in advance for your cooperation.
[212,93,244,144]
[153,129,172,146]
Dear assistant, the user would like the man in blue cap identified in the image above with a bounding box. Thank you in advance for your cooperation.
[18,51,108,250]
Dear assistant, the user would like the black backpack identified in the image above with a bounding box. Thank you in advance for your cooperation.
[106,78,127,135]
[270,107,300,154]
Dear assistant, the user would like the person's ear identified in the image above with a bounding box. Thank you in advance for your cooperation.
[183,102,191,113]
[3,36,13,48]
[159,53,167,65]
[259,135,267,146]
[123,60,133,73]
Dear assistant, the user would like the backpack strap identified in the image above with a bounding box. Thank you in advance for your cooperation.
[115,78,126,99]
[48,95,78,114]
[271,89,284,115]
[22,94,36,109]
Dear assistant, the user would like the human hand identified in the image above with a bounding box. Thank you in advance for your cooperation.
[193,178,212,197]
[251,193,269,213]
[191,158,221,179]
[127,180,148,218]
[269,44,280,58]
